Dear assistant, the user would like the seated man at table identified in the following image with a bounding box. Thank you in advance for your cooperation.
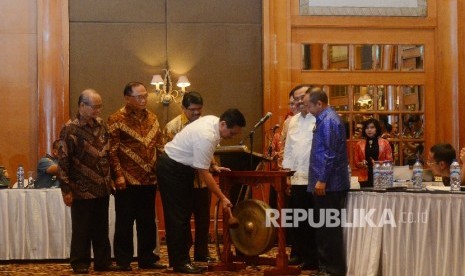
[35,139,61,189]
[0,166,10,188]
[427,143,456,186]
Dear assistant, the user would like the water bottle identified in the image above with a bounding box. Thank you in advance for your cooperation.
[373,162,382,190]
[450,159,461,192]
[412,159,423,190]
[26,171,35,189]
[380,162,389,188]
[17,165,25,189]
[384,161,393,188]
[348,164,352,181]
[389,161,394,187]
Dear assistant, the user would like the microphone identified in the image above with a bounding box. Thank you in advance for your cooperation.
[238,112,273,145]
[252,112,272,129]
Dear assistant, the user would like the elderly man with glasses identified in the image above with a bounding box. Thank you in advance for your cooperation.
[108,81,166,271]
[57,89,118,274]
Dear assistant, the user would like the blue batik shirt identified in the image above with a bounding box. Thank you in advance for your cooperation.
[308,107,350,192]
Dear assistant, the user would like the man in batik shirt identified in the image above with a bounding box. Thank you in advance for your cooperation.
[108,81,165,271]
[58,89,117,274]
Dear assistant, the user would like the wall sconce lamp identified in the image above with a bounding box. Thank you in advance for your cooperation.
[151,69,191,106]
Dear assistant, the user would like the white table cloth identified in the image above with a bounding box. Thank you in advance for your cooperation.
[0,188,72,259]
[345,191,465,276]
[0,188,156,260]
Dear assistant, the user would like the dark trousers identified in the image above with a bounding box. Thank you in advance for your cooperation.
[313,191,347,275]
[157,153,195,267]
[191,187,211,259]
[114,185,158,267]
[70,196,111,270]
[289,185,318,268]
[269,184,293,250]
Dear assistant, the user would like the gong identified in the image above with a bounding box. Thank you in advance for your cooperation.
[229,199,276,256]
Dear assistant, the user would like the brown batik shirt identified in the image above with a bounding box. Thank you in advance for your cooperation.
[108,106,163,185]
[57,115,112,199]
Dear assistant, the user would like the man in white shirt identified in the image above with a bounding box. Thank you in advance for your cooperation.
[163,91,215,263]
[282,86,318,272]
[157,108,246,274]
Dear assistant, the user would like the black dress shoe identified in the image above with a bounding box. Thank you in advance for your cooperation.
[288,256,303,266]
[173,263,204,274]
[194,256,216,262]
[310,272,344,276]
[113,265,132,271]
[139,262,167,269]
[299,262,319,271]
[73,267,89,274]
[94,264,122,272]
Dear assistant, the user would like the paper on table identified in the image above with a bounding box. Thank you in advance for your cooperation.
[350,176,360,189]
[425,186,452,192]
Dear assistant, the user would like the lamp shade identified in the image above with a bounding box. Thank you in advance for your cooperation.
[176,76,191,88]
[357,93,372,104]
[151,75,164,85]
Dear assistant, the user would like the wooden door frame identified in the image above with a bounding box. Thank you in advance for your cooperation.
[263,0,464,156]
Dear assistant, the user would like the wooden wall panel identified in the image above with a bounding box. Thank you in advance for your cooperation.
[0,0,38,179]
[263,0,293,128]
[435,0,459,148]
[167,23,262,145]
[168,0,261,23]
[69,23,166,122]
[37,0,69,158]
[69,0,263,147]
[69,0,166,22]
[459,0,465,148]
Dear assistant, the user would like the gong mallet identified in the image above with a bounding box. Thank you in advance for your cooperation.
[227,206,239,229]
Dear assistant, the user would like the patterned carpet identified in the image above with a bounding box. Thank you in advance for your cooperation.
[0,245,308,275]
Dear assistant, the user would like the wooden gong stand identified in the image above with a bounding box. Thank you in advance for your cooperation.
[208,170,301,276]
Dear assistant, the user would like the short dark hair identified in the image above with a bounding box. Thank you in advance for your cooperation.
[289,85,312,99]
[52,139,61,150]
[430,143,456,166]
[361,118,382,139]
[123,81,145,96]
[220,108,246,128]
[182,91,203,108]
[308,87,328,104]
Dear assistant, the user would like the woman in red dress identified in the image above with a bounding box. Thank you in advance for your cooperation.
[354,118,393,187]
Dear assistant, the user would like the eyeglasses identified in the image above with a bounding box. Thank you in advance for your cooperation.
[426,160,437,166]
[128,94,148,101]
[84,103,103,110]
[294,95,305,102]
